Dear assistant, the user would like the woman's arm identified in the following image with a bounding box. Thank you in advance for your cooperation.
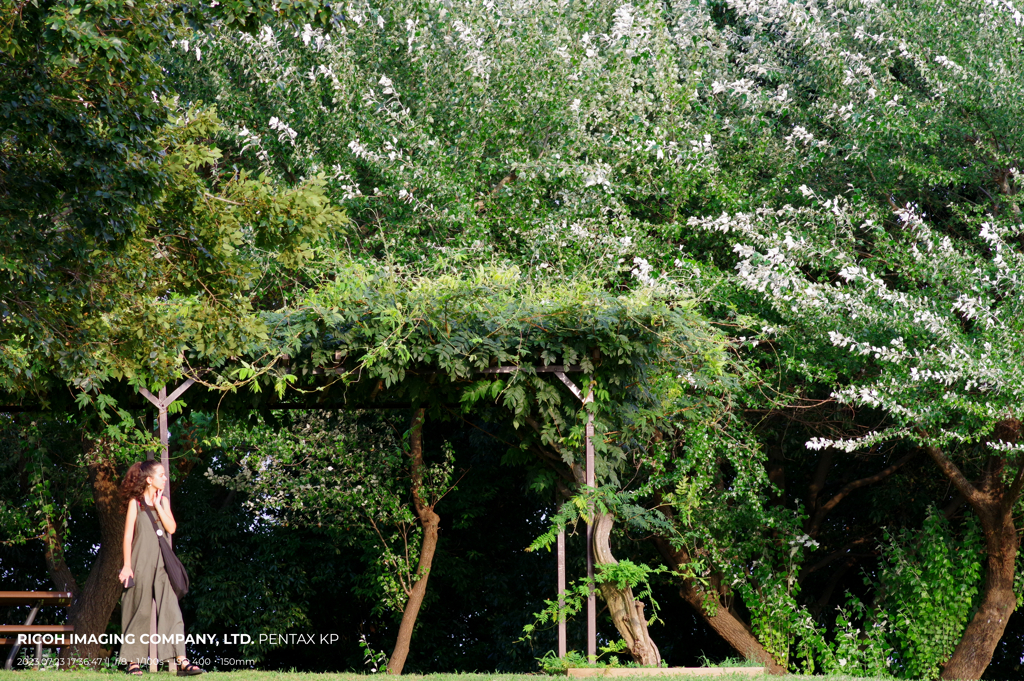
[119,499,137,584]
[154,493,177,535]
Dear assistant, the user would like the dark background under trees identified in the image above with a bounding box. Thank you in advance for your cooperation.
[2,411,1021,676]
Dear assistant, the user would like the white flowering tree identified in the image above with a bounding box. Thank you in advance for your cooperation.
[165,0,724,280]
[681,0,1024,677]
[166,0,795,668]
[162,0,1024,675]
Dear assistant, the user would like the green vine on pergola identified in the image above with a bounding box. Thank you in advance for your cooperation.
[6,264,728,468]
[3,265,731,671]
[168,264,732,469]
[184,264,730,671]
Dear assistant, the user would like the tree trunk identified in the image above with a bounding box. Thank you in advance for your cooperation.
[942,511,1018,680]
[925,432,1023,680]
[387,408,440,676]
[44,442,127,666]
[593,512,661,666]
[652,536,788,674]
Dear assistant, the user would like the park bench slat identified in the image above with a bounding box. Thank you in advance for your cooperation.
[0,625,74,634]
[2,591,75,671]
[0,592,73,606]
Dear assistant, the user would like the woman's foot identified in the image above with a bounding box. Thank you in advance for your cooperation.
[126,663,143,676]
[176,659,205,676]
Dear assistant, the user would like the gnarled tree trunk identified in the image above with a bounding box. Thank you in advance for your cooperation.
[652,535,788,675]
[43,441,127,666]
[592,512,661,666]
[387,408,440,675]
[942,509,1017,680]
[925,429,1023,681]
[530,432,778,671]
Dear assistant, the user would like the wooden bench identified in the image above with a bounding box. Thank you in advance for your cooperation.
[0,591,74,670]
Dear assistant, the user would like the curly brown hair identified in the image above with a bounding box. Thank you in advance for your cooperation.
[120,460,163,512]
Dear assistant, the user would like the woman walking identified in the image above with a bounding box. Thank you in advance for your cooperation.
[118,460,204,676]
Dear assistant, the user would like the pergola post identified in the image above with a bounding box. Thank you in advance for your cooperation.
[477,364,595,660]
[556,526,567,658]
[139,380,194,476]
[138,380,194,673]
[552,370,596,662]
[585,409,596,662]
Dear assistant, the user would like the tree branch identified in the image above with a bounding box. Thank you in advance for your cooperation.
[203,192,244,206]
[942,493,967,519]
[42,517,78,594]
[925,444,985,508]
[1004,458,1024,516]
[474,171,517,211]
[808,449,918,536]
[800,535,875,580]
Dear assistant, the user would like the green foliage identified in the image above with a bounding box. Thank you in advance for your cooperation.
[534,647,652,674]
[173,448,333,664]
[520,578,593,646]
[598,560,665,594]
[882,511,985,678]
[185,264,728,492]
[170,0,713,278]
[0,0,333,235]
[526,487,618,553]
[817,602,895,678]
[206,411,428,615]
[520,559,666,656]
[8,0,1024,671]
[808,509,985,678]
[358,635,389,674]
[0,102,347,403]
[1,0,349,406]
[0,413,156,554]
[644,421,815,669]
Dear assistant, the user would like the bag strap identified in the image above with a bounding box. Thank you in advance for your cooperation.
[142,503,172,550]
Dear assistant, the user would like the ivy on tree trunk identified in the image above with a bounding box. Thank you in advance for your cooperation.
[925,424,1024,680]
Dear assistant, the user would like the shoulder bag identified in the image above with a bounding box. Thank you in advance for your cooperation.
[143,504,190,599]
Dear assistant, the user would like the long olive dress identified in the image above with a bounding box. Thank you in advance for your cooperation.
[120,499,185,665]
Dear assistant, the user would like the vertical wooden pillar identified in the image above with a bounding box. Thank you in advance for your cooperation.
[553,370,597,661]
[557,522,567,657]
[158,387,169,474]
[585,410,596,662]
[139,379,194,673]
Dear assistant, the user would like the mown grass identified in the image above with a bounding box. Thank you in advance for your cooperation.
[0,671,901,681]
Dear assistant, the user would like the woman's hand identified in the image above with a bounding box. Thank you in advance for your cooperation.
[153,492,176,534]
[119,565,134,586]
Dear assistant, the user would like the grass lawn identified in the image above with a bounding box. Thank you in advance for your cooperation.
[0,672,901,681]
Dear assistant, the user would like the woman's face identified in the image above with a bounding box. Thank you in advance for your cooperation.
[146,465,167,492]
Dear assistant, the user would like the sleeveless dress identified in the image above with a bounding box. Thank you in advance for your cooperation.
[120,499,185,664]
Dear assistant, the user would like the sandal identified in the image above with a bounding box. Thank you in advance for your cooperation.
[126,663,143,676]
[176,659,205,676]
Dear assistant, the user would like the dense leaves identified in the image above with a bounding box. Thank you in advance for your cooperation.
[5,0,1024,676]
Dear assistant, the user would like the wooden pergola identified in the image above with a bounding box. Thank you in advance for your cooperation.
[3,277,703,669]
[143,363,599,662]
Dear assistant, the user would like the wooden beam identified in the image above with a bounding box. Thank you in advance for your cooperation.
[0,592,73,606]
